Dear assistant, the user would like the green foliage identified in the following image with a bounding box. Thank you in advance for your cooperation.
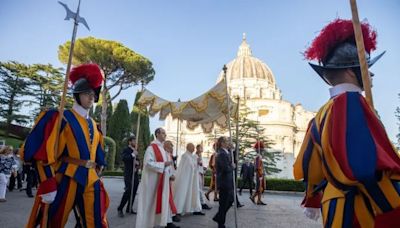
[108,99,132,168]
[230,99,282,175]
[0,136,23,148]
[58,37,155,135]
[26,64,73,116]
[130,91,151,160]
[203,176,304,192]
[102,170,123,176]
[0,61,31,135]
[103,136,116,170]
[58,37,155,88]
[265,178,305,192]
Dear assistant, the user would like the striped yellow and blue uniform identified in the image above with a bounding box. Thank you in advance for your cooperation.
[294,92,400,228]
[21,109,109,228]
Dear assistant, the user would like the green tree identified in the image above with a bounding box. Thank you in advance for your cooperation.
[103,136,116,171]
[58,37,155,136]
[27,64,73,116]
[108,99,131,168]
[130,90,151,159]
[0,61,31,135]
[230,99,281,175]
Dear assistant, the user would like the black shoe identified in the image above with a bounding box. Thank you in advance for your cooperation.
[193,211,205,216]
[205,193,210,201]
[212,217,225,228]
[237,204,244,208]
[166,223,180,228]
[212,216,219,224]
[250,196,256,204]
[117,210,124,217]
[126,210,137,214]
[27,194,34,198]
[172,215,181,222]
[257,201,267,205]
[202,204,212,210]
[214,198,219,202]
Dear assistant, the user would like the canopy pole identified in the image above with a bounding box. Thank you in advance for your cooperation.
[175,98,181,167]
[129,82,144,213]
[223,65,238,228]
[235,96,240,196]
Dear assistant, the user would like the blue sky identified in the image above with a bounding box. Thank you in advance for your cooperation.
[1,0,399,141]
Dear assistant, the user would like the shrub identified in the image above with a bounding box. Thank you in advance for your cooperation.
[203,175,304,192]
[104,136,116,170]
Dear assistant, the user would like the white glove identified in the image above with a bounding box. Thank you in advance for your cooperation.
[303,207,320,221]
[40,191,57,204]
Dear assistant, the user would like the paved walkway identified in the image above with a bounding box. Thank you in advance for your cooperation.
[0,177,321,228]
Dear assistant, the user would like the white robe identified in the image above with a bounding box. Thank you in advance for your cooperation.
[173,151,202,214]
[194,153,206,204]
[135,140,173,228]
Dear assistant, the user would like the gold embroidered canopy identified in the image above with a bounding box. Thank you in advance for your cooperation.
[137,79,237,133]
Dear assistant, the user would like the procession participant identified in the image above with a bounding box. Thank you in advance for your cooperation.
[250,141,266,205]
[117,135,140,217]
[135,128,179,228]
[164,140,180,223]
[194,144,211,210]
[21,63,109,227]
[212,137,235,228]
[294,19,400,227]
[173,143,204,215]
[205,143,219,201]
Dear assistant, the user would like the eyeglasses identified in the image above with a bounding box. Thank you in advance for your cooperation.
[82,91,96,97]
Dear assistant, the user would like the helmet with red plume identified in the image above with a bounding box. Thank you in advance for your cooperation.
[305,19,384,87]
[70,64,103,103]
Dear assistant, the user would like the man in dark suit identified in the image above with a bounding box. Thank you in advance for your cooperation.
[239,159,254,196]
[117,135,140,217]
[213,136,235,228]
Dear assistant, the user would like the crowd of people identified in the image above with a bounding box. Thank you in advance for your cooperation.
[0,145,38,202]
[130,128,267,228]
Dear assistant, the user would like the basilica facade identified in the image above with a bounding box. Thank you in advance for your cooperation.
[164,35,314,179]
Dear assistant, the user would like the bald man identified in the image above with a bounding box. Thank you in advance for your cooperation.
[173,143,204,216]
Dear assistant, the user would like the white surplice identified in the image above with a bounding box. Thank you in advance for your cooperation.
[173,151,202,214]
[194,153,206,204]
[135,140,173,228]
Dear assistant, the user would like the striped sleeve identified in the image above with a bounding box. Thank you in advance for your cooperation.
[294,119,324,208]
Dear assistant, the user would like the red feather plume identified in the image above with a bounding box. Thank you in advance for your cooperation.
[69,63,103,88]
[305,19,377,62]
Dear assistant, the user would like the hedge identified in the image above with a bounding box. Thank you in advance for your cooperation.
[101,171,305,192]
[102,171,124,176]
[204,176,305,192]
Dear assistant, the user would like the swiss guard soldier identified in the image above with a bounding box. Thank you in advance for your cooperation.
[205,143,219,201]
[294,19,400,227]
[21,64,109,228]
[250,141,266,205]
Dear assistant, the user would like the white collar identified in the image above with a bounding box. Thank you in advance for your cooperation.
[72,103,90,119]
[329,83,362,98]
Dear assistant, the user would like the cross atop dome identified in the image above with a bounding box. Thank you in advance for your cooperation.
[237,32,252,57]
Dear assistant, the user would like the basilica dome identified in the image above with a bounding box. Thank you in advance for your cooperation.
[218,34,276,86]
